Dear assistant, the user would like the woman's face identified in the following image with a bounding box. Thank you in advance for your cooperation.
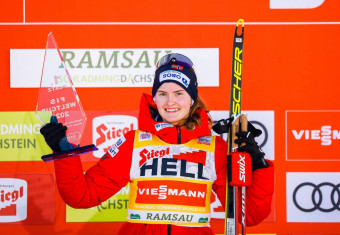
[154,83,192,125]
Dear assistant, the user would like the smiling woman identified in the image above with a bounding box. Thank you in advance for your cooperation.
[40,53,274,235]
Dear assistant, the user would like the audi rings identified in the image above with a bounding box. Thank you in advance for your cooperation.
[293,182,340,212]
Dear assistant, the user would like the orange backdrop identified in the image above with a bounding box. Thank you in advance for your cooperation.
[0,0,340,234]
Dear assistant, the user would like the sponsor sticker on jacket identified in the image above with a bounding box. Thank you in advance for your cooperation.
[198,137,211,145]
[139,132,152,142]
[107,135,126,158]
[155,123,173,132]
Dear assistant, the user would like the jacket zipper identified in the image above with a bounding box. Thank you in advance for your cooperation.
[167,224,171,235]
[169,126,181,234]
[176,126,181,144]
[165,126,181,235]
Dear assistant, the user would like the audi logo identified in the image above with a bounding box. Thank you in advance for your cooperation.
[293,182,340,212]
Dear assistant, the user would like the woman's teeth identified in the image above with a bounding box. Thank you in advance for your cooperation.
[166,108,179,112]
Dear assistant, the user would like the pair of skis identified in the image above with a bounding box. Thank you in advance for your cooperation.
[225,19,249,235]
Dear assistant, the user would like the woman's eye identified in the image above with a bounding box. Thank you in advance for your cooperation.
[176,92,183,96]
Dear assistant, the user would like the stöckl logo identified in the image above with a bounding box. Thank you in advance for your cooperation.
[139,147,170,167]
[0,178,27,222]
[93,115,137,158]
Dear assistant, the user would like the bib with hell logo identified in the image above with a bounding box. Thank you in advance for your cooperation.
[127,130,217,226]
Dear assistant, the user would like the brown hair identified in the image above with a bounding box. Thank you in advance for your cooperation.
[177,97,213,131]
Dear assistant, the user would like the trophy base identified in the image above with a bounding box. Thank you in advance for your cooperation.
[41,144,98,162]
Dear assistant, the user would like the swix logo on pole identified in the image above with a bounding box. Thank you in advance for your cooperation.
[0,178,27,222]
[286,111,340,161]
[237,154,246,183]
[93,115,137,158]
[229,152,252,186]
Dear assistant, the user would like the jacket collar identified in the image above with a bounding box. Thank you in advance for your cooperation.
[138,93,211,144]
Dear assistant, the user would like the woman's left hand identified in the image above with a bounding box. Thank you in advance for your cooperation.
[234,130,269,171]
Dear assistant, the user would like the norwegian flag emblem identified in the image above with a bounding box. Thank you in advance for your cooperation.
[171,64,183,71]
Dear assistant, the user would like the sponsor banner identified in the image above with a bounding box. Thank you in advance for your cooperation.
[286,110,340,161]
[0,174,54,224]
[71,111,138,161]
[0,178,27,222]
[210,110,276,223]
[90,112,138,159]
[210,110,275,161]
[0,112,52,161]
[287,172,340,222]
[66,184,129,222]
[26,0,339,22]
[10,48,219,88]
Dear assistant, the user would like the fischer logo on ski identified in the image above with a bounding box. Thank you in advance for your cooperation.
[225,19,246,235]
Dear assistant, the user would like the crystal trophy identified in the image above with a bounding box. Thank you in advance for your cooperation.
[36,32,98,162]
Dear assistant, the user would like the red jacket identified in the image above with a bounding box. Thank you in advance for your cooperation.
[54,93,274,235]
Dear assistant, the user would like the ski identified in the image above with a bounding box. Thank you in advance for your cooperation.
[225,19,245,235]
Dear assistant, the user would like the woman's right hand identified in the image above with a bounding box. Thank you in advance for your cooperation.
[40,121,67,153]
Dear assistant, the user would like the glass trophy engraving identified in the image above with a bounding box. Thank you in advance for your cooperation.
[36,32,97,162]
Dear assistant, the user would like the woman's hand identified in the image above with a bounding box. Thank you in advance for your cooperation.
[40,118,67,153]
[234,125,269,171]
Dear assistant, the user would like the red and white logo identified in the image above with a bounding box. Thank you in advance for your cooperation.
[93,115,137,158]
[286,111,340,161]
[0,178,27,222]
[139,147,170,167]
